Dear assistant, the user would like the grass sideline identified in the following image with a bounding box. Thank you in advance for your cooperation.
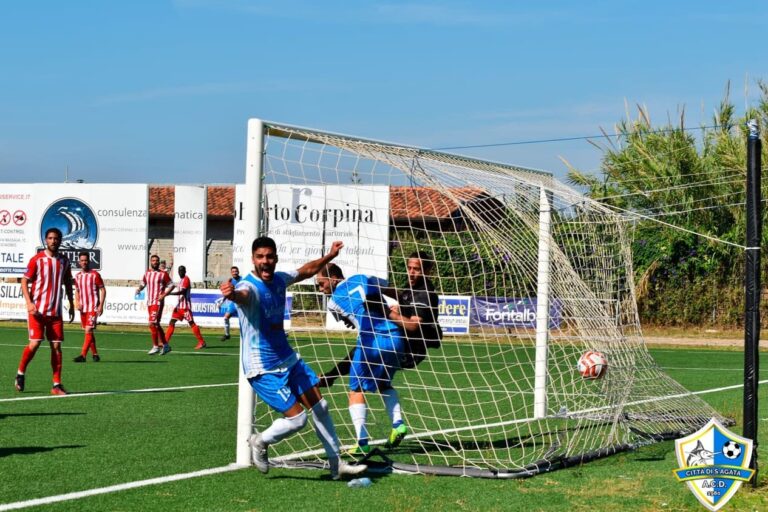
[1,323,767,511]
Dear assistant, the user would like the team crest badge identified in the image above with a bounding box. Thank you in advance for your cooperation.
[673,418,754,511]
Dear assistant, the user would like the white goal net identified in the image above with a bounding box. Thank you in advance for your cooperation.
[239,120,727,477]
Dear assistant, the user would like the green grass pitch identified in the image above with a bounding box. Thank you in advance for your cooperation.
[1,323,766,511]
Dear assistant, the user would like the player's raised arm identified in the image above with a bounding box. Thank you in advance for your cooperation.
[294,240,344,282]
[220,280,249,306]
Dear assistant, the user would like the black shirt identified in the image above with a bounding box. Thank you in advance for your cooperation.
[399,276,442,368]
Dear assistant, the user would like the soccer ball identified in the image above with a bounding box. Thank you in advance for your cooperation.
[722,441,742,460]
[577,350,608,380]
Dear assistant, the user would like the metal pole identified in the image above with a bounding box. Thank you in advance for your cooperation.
[534,188,552,419]
[743,119,761,486]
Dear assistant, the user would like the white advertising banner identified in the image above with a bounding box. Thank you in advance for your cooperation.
[232,184,248,272]
[173,185,207,282]
[0,184,148,280]
[0,185,34,275]
[262,184,390,278]
[325,185,390,279]
[265,185,326,272]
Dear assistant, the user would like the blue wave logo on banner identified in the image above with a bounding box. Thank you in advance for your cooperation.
[39,197,102,270]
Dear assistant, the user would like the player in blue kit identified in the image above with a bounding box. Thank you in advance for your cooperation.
[315,263,420,456]
[219,237,366,480]
[218,266,241,341]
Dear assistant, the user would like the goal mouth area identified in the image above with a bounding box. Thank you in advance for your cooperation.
[238,119,734,477]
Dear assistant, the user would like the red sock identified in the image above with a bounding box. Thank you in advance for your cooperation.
[81,334,91,356]
[51,349,62,384]
[165,324,175,343]
[149,324,159,346]
[18,346,37,373]
[191,324,205,344]
[158,325,167,345]
[88,332,98,355]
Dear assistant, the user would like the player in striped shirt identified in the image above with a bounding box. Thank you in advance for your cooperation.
[163,265,207,350]
[15,227,75,395]
[73,251,106,363]
[135,254,175,355]
[219,237,366,480]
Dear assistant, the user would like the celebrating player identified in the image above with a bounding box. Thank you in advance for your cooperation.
[315,264,419,456]
[219,266,241,341]
[162,265,207,350]
[73,251,106,363]
[219,237,366,480]
[135,254,174,355]
[15,228,75,395]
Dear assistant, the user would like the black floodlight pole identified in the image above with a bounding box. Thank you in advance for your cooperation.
[743,119,762,486]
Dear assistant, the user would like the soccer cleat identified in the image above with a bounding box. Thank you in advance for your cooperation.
[51,384,68,396]
[73,355,86,363]
[92,355,101,362]
[14,374,25,392]
[330,458,368,480]
[346,443,371,458]
[220,335,230,342]
[194,342,207,350]
[249,433,269,473]
[161,344,172,355]
[147,346,161,355]
[386,424,408,448]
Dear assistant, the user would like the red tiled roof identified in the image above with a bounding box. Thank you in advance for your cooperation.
[149,185,484,221]
[149,186,234,219]
[389,186,486,221]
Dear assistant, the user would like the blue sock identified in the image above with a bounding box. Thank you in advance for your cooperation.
[393,420,404,428]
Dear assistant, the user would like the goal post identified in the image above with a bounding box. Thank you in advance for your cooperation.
[235,118,265,467]
[234,119,729,476]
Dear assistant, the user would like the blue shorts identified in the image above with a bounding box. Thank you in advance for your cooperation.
[349,331,402,393]
[249,360,319,413]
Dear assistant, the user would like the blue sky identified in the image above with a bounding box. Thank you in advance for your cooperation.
[1,1,766,184]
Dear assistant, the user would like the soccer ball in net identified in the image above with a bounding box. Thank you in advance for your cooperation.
[722,441,742,460]
[577,350,608,380]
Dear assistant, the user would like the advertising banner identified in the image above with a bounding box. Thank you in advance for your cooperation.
[437,295,471,334]
[324,185,390,279]
[470,297,563,329]
[232,184,248,273]
[0,184,148,280]
[0,185,34,275]
[265,185,327,272]
[173,185,207,282]
[233,184,391,278]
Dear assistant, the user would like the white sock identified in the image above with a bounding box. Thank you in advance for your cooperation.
[349,403,369,444]
[224,318,230,337]
[261,411,307,444]
[381,388,403,426]
[311,399,341,458]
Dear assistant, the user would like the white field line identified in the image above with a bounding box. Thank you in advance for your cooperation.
[0,378,764,510]
[0,382,236,402]
[0,464,247,511]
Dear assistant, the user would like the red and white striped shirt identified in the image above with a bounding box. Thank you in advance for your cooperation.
[141,270,172,306]
[75,269,105,313]
[176,276,192,310]
[24,252,72,317]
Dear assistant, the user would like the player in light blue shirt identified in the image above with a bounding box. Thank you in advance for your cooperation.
[315,263,421,456]
[219,237,366,480]
[218,266,241,341]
